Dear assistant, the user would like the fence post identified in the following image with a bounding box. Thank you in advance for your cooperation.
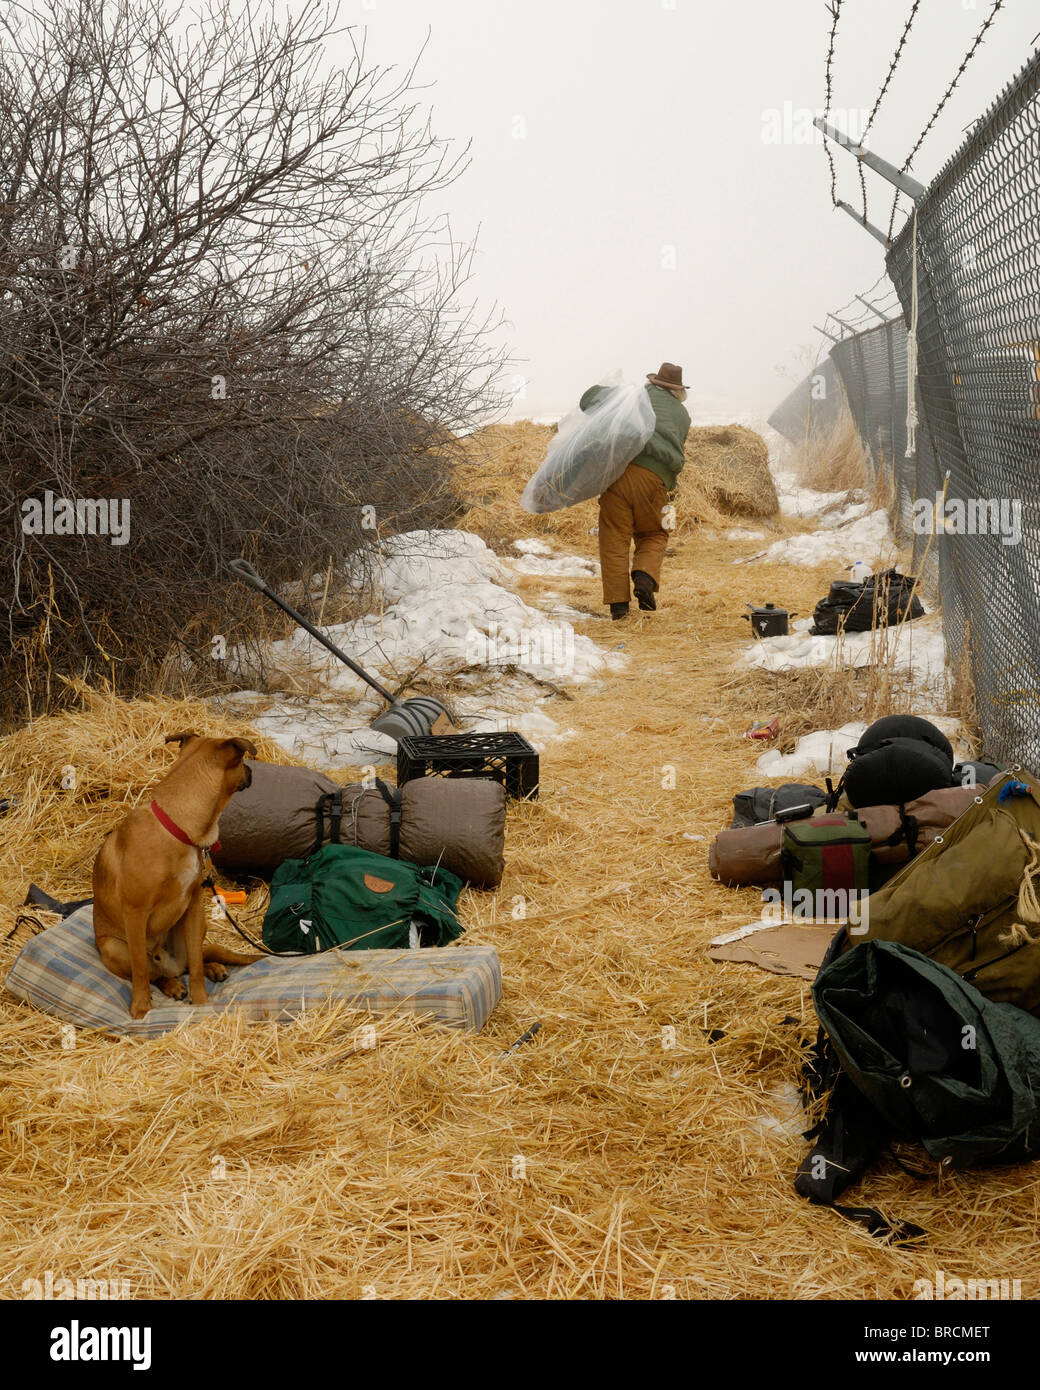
[836,201,893,247]
[814,119,928,200]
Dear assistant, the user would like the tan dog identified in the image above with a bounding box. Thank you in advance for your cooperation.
[93,732,262,1018]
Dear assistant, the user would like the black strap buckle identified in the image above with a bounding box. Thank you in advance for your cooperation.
[311,788,345,856]
[375,778,403,859]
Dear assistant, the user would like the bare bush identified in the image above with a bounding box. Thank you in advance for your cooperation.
[0,0,508,727]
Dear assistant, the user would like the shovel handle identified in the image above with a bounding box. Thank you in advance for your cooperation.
[227,557,396,705]
[228,558,268,593]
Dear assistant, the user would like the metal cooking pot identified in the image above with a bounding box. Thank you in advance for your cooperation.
[742,602,792,637]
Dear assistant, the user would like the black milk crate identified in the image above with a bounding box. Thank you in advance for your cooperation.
[397,732,539,800]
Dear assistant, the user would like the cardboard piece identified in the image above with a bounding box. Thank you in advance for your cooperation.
[708,919,836,981]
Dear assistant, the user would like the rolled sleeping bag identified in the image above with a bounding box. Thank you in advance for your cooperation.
[351,776,507,890]
[709,821,784,887]
[212,760,337,876]
[842,736,955,809]
[212,762,507,889]
[712,781,999,887]
[853,785,983,866]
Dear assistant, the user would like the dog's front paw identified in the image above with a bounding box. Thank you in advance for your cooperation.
[130,995,152,1020]
[204,962,229,982]
[159,976,187,1000]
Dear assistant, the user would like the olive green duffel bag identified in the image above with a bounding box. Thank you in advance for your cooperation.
[840,770,1040,1015]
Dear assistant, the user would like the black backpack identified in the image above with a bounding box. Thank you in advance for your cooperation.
[841,737,956,808]
[827,716,956,809]
[730,782,828,829]
[855,714,953,761]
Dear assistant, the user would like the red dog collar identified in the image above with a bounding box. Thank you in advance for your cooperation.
[151,800,221,854]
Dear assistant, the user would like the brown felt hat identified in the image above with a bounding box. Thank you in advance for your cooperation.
[646,362,688,390]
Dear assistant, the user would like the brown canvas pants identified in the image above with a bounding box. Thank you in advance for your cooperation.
[598,463,670,604]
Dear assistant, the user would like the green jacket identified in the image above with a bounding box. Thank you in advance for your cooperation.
[579,382,691,491]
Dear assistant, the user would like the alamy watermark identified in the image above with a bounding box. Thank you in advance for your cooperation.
[21,491,130,546]
[22,1269,129,1299]
[49,1321,150,1370]
[912,1268,1022,1301]
[761,103,869,146]
[912,493,1021,547]
[762,884,870,933]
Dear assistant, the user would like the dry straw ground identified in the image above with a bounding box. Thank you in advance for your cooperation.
[1,422,1037,1300]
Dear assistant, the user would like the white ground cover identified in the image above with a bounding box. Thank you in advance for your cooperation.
[224,529,618,769]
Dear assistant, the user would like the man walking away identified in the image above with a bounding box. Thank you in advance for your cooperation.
[581,362,690,619]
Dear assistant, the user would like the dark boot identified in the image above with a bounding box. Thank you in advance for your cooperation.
[632,570,657,611]
[609,602,630,620]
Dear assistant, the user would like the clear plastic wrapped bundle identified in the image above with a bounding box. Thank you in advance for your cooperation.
[520,374,655,514]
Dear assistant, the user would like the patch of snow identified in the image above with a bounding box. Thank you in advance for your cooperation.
[509,552,599,579]
[754,705,970,781]
[221,696,398,769]
[232,528,623,695]
[742,615,947,697]
[725,528,767,541]
[542,600,595,622]
[513,538,554,556]
[772,470,868,521]
[924,715,972,754]
[344,529,512,605]
[755,722,867,779]
[819,499,872,530]
[748,1082,806,1141]
[468,707,569,748]
[754,509,895,567]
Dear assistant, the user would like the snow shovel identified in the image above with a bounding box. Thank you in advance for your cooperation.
[228,558,449,742]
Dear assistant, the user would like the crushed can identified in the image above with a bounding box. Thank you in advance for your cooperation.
[744,717,780,741]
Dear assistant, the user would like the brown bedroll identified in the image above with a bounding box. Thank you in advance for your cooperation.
[212,760,506,888]
[853,784,983,865]
[709,783,991,887]
[709,820,784,887]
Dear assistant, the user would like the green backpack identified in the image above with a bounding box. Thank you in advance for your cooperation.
[814,939,1040,1169]
[795,936,1040,1241]
[781,812,871,904]
[262,844,464,954]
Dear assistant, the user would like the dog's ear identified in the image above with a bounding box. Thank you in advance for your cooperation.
[164,731,199,748]
[221,737,257,762]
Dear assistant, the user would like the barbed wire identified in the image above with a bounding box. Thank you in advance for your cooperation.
[831,269,892,318]
[823,0,843,207]
[826,271,900,340]
[859,0,924,221]
[886,0,1006,241]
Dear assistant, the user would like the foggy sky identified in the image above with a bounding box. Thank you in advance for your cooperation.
[327,0,1038,426]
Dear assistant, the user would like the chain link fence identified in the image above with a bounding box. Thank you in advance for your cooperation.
[886,46,1040,769]
[772,48,1040,768]
[767,357,845,445]
[828,319,942,569]
[768,318,941,583]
